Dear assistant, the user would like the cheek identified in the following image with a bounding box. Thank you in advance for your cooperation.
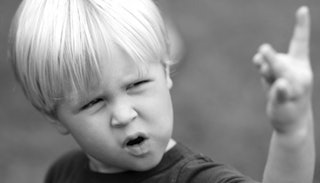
[140,87,173,126]
[60,114,112,145]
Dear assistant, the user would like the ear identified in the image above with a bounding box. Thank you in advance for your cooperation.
[45,116,70,135]
[164,64,173,89]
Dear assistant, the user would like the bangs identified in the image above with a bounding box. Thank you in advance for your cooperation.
[66,0,170,100]
[10,0,169,116]
[106,0,169,64]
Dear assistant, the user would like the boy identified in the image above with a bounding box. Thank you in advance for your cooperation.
[8,0,315,182]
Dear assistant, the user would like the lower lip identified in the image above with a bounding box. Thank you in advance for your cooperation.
[124,139,150,157]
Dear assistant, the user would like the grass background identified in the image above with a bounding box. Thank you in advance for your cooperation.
[1,0,319,182]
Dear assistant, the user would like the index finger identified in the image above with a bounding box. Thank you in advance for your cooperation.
[288,6,310,60]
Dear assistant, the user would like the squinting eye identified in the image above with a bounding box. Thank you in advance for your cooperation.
[127,80,150,90]
[81,98,103,110]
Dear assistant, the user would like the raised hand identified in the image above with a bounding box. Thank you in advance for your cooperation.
[253,6,313,134]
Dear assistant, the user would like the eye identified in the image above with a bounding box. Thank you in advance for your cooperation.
[80,98,103,110]
[127,80,150,90]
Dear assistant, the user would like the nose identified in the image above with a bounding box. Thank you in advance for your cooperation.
[110,100,137,127]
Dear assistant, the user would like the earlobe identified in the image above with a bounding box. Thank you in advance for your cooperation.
[46,117,70,135]
[53,121,70,135]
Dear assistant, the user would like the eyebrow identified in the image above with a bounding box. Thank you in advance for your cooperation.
[63,88,99,109]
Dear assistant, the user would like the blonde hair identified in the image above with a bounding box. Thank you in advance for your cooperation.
[9,0,171,118]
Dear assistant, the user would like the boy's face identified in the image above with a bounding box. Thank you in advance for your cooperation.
[55,48,173,173]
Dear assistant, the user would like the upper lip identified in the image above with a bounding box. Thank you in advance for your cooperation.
[122,132,148,148]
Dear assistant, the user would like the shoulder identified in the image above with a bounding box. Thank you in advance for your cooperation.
[44,149,88,183]
[174,145,258,183]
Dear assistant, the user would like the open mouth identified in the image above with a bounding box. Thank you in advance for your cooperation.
[123,133,150,156]
[126,136,146,146]
[123,133,151,157]
[124,133,148,147]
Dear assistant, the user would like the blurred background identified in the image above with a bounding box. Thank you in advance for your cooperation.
[1,0,319,182]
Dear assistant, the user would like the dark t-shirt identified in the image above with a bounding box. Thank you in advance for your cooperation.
[45,143,259,183]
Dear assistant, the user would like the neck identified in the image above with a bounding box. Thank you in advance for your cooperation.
[166,138,176,152]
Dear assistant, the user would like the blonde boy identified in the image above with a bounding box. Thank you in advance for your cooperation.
[9,0,315,182]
